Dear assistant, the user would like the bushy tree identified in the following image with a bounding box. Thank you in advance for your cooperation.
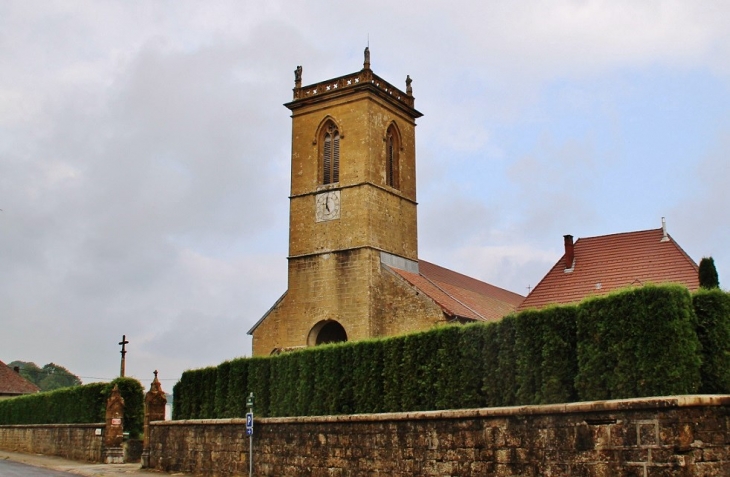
[699,257,720,289]
[8,361,43,385]
[8,361,81,391]
[39,363,82,390]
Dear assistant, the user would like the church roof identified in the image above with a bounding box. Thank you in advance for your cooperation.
[388,260,524,322]
[517,228,699,311]
[0,360,40,396]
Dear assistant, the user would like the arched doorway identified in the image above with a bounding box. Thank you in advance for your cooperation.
[307,320,348,346]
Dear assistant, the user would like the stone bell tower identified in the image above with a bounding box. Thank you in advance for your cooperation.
[249,49,430,356]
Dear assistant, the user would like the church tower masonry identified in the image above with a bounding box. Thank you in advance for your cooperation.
[249,49,445,356]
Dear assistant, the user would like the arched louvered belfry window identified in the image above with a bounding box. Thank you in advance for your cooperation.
[386,125,400,189]
[321,122,340,185]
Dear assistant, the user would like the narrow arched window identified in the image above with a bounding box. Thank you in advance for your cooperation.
[322,122,340,185]
[386,126,399,189]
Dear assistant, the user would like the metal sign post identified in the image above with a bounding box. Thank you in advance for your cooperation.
[246,392,254,477]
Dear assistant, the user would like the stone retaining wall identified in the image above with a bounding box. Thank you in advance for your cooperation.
[148,395,730,476]
[0,423,104,462]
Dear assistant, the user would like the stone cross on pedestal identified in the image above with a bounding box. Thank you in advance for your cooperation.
[119,335,129,377]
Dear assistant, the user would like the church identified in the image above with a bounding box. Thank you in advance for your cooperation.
[248,49,523,356]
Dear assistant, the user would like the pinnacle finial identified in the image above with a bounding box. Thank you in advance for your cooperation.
[364,46,371,70]
[294,66,302,88]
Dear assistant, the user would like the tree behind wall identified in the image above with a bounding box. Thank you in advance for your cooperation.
[8,361,82,391]
[699,257,720,289]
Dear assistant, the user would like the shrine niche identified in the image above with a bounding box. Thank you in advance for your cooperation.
[103,384,125,463]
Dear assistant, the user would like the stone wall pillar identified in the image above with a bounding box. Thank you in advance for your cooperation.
[102,384,125,464]
[141,371,167,468]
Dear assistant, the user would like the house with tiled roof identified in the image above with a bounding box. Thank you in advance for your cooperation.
[518,221,699,312]
[0,359,40,399]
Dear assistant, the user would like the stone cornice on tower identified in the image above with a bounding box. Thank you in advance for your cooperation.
[285,49,422,119]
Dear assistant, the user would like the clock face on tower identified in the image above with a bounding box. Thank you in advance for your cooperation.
[315,190,341,222]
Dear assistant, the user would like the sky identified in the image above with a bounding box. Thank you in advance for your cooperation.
[2,1,729,388]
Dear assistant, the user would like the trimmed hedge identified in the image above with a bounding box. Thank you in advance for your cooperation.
[693,288,730,393]
[173,285,727,419]
[575,285,701,400]
[0,377,145,438]
[0,382,106,425]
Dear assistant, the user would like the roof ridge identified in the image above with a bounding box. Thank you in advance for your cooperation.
[575,227,662,243]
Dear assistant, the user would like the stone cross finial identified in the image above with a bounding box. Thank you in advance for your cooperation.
[406,75,413,96]
[364,47,371,70]
[150,370,163,393]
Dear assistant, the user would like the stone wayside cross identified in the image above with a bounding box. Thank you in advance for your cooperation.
[118,335,129,377]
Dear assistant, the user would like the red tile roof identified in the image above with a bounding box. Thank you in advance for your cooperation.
[518,228,699,311]
[0,360,40,396]
[388,259,524,322]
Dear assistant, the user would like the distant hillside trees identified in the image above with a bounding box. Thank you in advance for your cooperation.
[699,257,720,289]
[9,361,82,391]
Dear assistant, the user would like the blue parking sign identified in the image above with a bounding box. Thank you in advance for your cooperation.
[246,412,254,435]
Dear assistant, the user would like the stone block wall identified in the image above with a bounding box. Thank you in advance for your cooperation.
[0,423,104,462]
[374,262,445,337]
[252,249,445,355]
[288,90,418,201]
[148,395,730,476]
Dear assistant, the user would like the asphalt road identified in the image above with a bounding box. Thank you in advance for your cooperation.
[0,459,77,476]
[0,451,161,476]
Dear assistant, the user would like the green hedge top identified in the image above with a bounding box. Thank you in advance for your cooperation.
[173,285,729,420]
[575,284,701,400]
[693,288,730,393]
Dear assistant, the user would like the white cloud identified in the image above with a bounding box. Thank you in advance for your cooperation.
[452,1,726,77]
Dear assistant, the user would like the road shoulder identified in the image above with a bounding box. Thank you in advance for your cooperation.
[0,450,169,476]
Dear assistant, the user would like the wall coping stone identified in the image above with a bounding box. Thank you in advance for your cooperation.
[0,423,104,429]
[153,394,730,427]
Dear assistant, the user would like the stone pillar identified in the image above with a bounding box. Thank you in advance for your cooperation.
[103,384,125,463]
[141,371,167,468]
